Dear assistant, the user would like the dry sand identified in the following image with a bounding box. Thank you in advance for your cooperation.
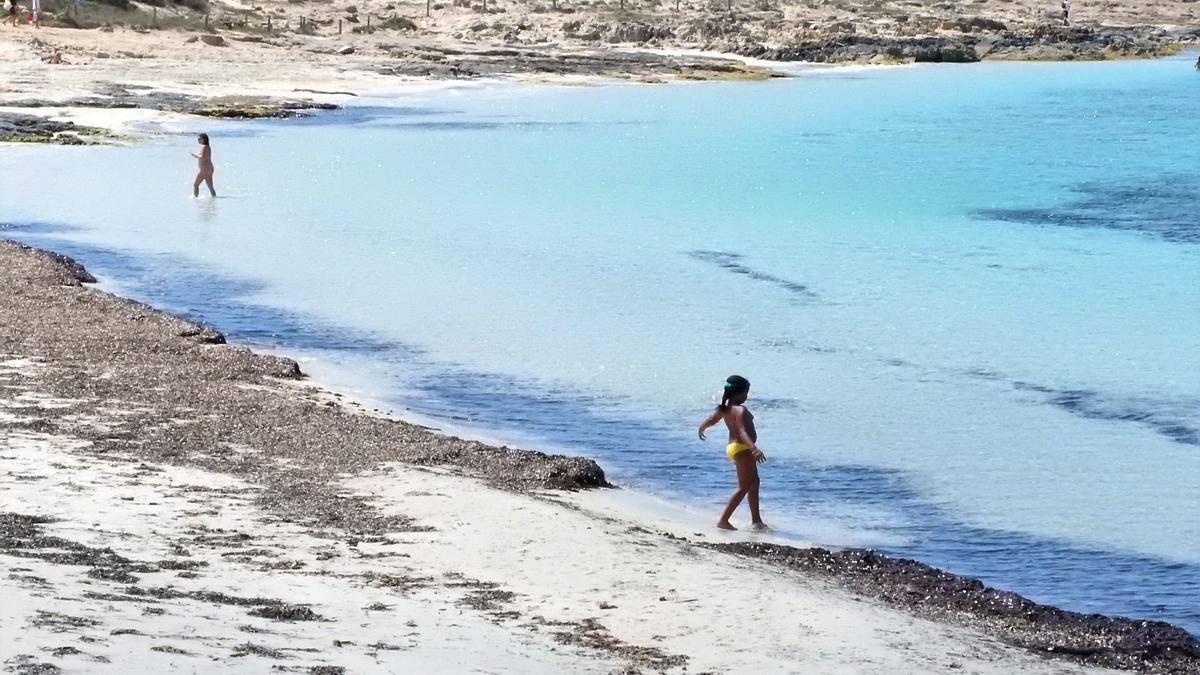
[2,383,1112,674]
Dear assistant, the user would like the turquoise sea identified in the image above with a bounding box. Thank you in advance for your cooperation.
[3,52,1199,633]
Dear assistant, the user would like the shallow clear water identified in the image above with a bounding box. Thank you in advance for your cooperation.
[4,53,1199,633]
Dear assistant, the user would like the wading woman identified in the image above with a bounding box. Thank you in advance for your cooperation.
[698,375,767,531]
[191,133,216,198]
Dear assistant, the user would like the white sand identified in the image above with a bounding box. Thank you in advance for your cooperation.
[1,370,1115,674]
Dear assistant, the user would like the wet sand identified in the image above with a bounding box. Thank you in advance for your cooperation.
[3,239,1200,673]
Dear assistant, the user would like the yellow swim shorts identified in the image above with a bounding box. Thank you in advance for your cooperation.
[726,442,752,461]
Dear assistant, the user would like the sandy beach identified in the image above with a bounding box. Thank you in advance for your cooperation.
[3,233,1200,673]
[2,0,1200,666]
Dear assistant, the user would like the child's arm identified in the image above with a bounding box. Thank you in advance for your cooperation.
[697,409,722,440]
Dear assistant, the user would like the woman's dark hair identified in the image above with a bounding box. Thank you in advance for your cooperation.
[718,375,750,411]
[197,133,210,146]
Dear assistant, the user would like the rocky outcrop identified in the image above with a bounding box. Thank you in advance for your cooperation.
[733,35,982,63]
[716,22,1186,63]
[4,92,337,120]
[0,113,110,145]
[534,11,1191,65]
[560,19,675,43]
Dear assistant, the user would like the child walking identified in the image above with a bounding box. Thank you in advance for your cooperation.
[698,375,767,531]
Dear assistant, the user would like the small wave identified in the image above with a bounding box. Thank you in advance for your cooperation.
[370,120,583,132]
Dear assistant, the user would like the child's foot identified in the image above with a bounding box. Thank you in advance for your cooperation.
[716,521,737,531]
[750,521,769,531]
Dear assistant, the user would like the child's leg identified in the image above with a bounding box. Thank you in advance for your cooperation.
[746,462,764,526]
[717,452,756,529]
[204,175,216,197]
[193,173,202,197]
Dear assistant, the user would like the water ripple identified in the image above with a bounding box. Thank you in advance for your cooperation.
[686,250,818,301]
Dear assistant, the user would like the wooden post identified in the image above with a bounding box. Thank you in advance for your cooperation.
[481,0,486,12]
[266,14,271,31]
[366,13,370,27]
[204,13,209,27]
[675,0,680,10]
[426,0,430,16]
[338,18,342,33]
[152,6,157,26]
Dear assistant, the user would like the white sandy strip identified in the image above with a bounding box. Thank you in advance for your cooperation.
[0,431,1117,674]
[0,430,624,673]
[0,348,1112,675]
[0,104,197,137]
[347,465,1113,675]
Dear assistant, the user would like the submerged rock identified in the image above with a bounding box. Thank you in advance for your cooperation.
[0,113,110,146]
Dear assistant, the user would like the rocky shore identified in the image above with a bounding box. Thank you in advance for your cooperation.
[726,23,1191,63]
[0,112,117,145]
[2,237,1199,673]
[1,0,1195,146]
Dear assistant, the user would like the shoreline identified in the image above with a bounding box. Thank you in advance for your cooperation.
[1,14,1198,143]
[3,239,1200,673]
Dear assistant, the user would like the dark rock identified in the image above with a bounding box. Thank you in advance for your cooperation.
[176,325,227,345]
[231,642,286,659]
[0,113,99,146]
[248,605,323,621]
[946,15,1007,32]
[605,21,675,43]
[11,662,62,675]
[87,567,140,584]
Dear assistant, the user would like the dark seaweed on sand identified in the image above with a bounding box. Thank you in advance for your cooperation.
[714,542,1200,673]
